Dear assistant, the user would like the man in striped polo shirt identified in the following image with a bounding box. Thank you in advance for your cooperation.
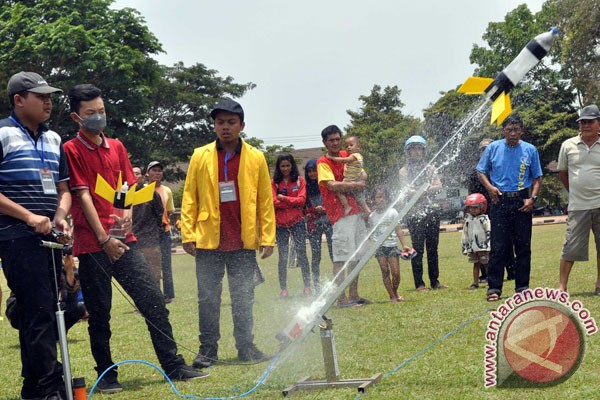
[0,72,71,400]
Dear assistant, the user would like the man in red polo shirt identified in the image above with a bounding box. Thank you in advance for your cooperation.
[317,125,370,307]
[63,84,206,394]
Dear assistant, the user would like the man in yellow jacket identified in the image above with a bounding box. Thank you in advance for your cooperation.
[181,99,275,369]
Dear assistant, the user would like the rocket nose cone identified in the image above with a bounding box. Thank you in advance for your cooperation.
[535,29,559,50]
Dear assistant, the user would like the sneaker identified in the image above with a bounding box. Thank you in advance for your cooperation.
[238,344,270,362]
[479,277,487,283]
[432,283,448,289]
[279,289,288,299]
[303,287,311,296]
[167,364,210,381]
[164,297,174,304]
[97,376,123,394]
[192,353,217,369]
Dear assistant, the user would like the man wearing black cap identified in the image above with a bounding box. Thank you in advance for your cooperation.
[181,98,275,367]
[0,72,71,400]
[557,104,600,294]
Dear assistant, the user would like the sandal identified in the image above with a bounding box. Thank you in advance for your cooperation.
[487,292,500,302]
[468,284,479,290]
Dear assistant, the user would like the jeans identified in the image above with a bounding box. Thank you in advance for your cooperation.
[487,199,532,295]
[160,230,175,299]
[307,222,333,292]
[195,249,257,357]
[78,242,182,377]
[276,221,311,290]
[406,210,441,288]
[0,235,64,397]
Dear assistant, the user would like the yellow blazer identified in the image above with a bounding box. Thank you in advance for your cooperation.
[181,140,275,250]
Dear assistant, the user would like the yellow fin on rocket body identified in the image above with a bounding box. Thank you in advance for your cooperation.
[491,92,512,125]
[457,77,494,94]
[95,173,116,204]
[128,181,156,206]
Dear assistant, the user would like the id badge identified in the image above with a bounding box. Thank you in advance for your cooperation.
[39,168,57,195]
[219,181,237,202]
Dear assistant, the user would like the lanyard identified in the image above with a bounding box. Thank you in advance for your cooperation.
[224,151,235,182]
[9,116,45,167]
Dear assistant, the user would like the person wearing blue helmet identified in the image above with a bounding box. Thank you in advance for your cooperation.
[399,135,447,291]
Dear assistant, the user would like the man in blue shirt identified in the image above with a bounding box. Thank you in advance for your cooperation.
[477,114,542,301]
[0,72,70,400]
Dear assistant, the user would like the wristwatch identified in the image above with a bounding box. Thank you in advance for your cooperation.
[530,196,538,202]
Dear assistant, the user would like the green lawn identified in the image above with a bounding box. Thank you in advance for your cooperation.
[1,223,600,399]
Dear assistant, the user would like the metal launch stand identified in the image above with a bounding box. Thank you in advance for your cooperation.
[282,318,382,396]
[41,240,74,400]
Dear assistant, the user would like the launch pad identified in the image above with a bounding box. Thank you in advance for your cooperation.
[282,318,382,396]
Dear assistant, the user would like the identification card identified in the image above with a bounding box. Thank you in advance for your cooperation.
[40,168,57,195]
[219,181,237,202]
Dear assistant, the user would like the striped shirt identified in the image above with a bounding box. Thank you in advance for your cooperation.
[0,114,69,240]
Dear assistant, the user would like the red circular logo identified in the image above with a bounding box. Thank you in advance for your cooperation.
[503,305,582,383]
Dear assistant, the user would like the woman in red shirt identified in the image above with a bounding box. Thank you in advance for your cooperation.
[272,154,310,298]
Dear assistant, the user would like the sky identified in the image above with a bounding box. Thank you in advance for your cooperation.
[112,0,546,149]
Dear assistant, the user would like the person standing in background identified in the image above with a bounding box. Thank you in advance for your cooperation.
[304,158,333,294]
[132,165,164,285]
[147,161,176,303]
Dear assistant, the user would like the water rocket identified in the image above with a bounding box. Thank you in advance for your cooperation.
[458,27,558,125]
[95,172,156,208]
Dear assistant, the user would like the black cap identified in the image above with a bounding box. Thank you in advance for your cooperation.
[7,71,62,96]
[576,104,600,122]
[210,99,244,122]
[147,161,163,171]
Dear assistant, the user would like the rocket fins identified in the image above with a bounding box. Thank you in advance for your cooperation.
[129,181,156,206]
[491,92,512,125]
[457,77,494,94]
[95,173,116,204]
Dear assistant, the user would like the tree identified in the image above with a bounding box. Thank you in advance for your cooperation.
[0,0,256,181]
[548,0,600,105]
[345,85,421,189]
[128,62,255,179]
[0,0,163,137]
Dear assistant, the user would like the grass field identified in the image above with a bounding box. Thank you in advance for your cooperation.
[1,222,600,399]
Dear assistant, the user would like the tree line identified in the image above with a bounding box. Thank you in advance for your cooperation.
[0,0,597,208]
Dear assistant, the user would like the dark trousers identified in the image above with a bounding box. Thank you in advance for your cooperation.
[406,211,441,288]
[160,230,175,299]
[0,236,64,397]
[195,249,257,357]
[276,221,311,290]
[78,243,182,377]
[488,199,532,295]
[307,222,333,291]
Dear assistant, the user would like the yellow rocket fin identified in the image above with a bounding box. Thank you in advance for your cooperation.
[491,92,512,125]
[116,172,123,191]
[95,173,116,204]
[127,181,156,206]
[457,77,494,94]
